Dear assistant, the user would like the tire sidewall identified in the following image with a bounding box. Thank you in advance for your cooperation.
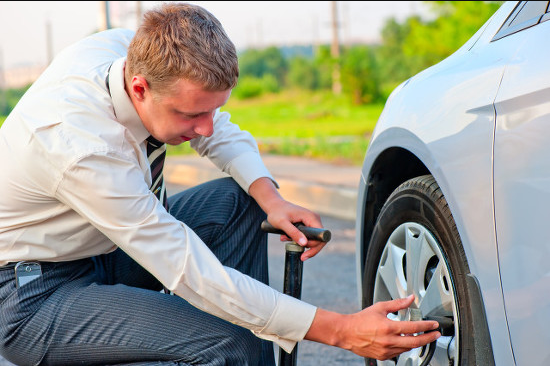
[362,176,473,365]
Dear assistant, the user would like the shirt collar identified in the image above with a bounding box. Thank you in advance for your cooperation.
[108,57,150,144]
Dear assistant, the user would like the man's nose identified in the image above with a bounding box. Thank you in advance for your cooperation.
[194,113,214,137]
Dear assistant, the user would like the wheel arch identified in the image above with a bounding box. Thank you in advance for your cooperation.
[357,146,429,276]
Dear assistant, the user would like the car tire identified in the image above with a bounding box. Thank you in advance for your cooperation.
[362,175,480,366]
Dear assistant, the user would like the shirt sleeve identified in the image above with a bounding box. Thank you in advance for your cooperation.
[54,149,316,352]
[190,109,279,192]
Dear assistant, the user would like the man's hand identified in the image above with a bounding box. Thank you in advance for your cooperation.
[305,295,441,360]
[265,200,326,261]
[248,177,325,260]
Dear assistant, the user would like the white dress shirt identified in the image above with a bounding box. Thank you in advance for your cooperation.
[0,28,316,352]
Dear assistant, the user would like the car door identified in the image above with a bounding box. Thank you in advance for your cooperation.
[493,2,550,365]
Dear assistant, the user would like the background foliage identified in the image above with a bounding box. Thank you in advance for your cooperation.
[0,1,503,165]
[230,1,502,103]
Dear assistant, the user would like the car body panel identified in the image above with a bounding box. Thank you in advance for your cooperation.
[493,18,550,365]
[355,2,540,364]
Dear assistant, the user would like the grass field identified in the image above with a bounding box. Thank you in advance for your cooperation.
[224,89,382,137]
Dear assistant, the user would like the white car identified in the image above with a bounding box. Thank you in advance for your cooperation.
[355,1,550,365]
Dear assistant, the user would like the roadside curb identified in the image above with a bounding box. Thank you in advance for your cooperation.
[164,155,360,221]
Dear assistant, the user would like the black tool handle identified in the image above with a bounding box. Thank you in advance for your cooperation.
[280,243,304,366]
[425,316,454,336]
[261,220,332,243]
[262,220,330,366]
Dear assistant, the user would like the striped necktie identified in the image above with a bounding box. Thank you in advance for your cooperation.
[105,67,169,210]
[146,136,168,210]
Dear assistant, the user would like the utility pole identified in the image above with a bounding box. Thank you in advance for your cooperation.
[0,47,6,116]
[105,1,112,29]
[330,1,342,95]
[46,20,54,65]
[99,1,112,31]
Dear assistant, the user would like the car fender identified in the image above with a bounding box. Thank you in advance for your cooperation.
[357,126,512,365]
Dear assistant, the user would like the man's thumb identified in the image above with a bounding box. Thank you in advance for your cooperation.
[385,294,415,313]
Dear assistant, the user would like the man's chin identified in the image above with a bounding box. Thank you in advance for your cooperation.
[166,136,192,145]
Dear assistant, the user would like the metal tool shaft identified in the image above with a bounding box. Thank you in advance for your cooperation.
[261,220,332,366]
[280,242,304,366]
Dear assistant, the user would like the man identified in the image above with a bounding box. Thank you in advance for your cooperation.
[0,3,440,365]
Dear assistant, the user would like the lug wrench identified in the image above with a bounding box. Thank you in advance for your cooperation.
[408,308,455,365]
[261,220,332,366]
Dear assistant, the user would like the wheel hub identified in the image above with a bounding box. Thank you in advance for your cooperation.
[372,222,459,365]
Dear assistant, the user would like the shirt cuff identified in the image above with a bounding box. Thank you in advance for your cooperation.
[252,293,317,353]
[225,151,279,193]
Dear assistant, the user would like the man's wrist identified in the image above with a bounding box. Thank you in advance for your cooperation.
[304,308,349,350]
[249,177,285,214]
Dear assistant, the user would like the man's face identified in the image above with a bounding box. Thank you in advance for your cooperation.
[132,77,231,145]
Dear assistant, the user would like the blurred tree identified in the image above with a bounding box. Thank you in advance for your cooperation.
[238,46,288,87]
[287,56,320,90]
[403,1,503,73]
[376,18,418,87]
[232,74,279,99]
[370,0,502,95]
[341,45,381,104]
[312,45,334,91]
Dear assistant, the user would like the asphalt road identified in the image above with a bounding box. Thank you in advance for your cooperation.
[268,214,364,366]
[0,187,364,366]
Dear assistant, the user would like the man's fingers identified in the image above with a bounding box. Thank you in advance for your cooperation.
[379,294,415,314]
[278,222,307,246]
[301,241,326,260]
[373,330,440,360]
[396,319,440,335]
[353,330,441,360]
[376,296,443,336]
[394,330,441,350]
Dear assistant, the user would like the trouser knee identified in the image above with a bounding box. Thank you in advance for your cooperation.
[168,178,269,284]
[169,177,265,228]
[214,327,263,366]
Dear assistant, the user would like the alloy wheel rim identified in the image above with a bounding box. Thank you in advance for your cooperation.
[372,222,459,365]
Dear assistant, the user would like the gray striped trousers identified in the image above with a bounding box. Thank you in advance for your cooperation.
[0,178,275,365]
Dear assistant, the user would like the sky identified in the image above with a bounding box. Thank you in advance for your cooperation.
[0,1,430,70]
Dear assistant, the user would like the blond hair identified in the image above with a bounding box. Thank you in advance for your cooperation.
[125,2,238,94]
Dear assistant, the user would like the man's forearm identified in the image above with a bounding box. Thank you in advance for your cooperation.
[248,177,284,216]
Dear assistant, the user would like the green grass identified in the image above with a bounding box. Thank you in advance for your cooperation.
[168,89,382,166]
[257,136,371,166]
[223,89,382,137]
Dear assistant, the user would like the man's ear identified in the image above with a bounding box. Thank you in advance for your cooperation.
[129,75,149,101]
